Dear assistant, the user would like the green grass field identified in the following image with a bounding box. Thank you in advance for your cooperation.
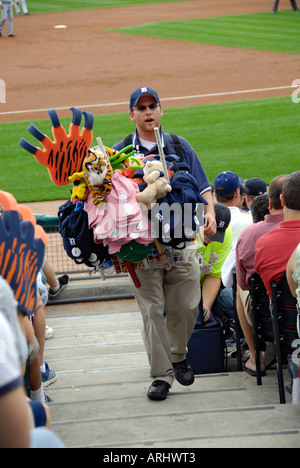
[110,11,300,54]
[2,5,298,202]
[0,96,298,203]
[25,0,188,14]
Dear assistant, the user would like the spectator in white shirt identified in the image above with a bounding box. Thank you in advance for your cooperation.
[214,170,253,287]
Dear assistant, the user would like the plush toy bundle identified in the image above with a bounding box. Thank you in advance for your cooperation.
[136,160,172,210]
[19,107,205,284]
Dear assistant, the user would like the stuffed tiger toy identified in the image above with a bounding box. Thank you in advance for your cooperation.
[83,148,113,207]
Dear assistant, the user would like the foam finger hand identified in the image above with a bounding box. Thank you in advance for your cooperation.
[19,107,94,186]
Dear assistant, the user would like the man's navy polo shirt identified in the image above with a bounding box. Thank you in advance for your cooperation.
[113,128,211,197]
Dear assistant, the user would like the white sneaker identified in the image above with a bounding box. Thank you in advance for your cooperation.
[45,325,54,339]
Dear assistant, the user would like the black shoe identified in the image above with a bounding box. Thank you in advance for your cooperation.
[172,359,195,386]
[8,34,15,37]
[48,275,69,298]
[147,380,170,401]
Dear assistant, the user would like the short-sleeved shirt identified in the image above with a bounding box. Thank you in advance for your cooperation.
[255,220,300,299]
[0,312,23,398]
[227,206,253,246]
[221,207,253,287]
[236,213,284,290]
[113,128,211,197]
[197,227,233,285]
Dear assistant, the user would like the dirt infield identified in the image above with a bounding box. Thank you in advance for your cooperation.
[0,0,298,124]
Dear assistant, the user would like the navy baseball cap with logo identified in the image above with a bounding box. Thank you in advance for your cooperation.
[207,203,231,243]
[245,177,267,196]
[214,170,245,195]
[150,164,207,249]
[58,200,111,268]
[130,86,160,109]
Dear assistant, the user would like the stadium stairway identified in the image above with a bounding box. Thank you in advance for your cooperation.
[44,282,300,449]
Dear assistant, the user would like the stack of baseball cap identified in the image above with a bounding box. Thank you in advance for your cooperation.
[58,199,111,268]
[151,163,207,249]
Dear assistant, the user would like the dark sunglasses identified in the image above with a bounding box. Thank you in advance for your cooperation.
[133,103,160,112]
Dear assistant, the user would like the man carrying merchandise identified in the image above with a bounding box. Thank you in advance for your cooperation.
[113,86,216,400]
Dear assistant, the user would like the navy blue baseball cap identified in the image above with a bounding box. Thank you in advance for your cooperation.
[214,171,245,195]
[245,177,267,196]
[207,203,231,243]
[58,200,111,268]
[150,166,207,249]
[130,86,160,109]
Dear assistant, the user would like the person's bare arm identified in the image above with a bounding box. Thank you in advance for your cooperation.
[202,275,221,322]
[286,247,298,298]
[0,386,31,448]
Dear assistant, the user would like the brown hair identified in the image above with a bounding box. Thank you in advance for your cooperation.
[215,192,235,203]
[282,171,300,211]
[268,175,288,210]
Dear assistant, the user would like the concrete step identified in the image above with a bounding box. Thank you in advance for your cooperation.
[47,278,134,305]
[50,401,300,449]
[44,298,300,449]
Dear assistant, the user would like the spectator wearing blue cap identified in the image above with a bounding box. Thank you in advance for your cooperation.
[244,177,267,212]
[214,170,253,288]
[113,86,216,401]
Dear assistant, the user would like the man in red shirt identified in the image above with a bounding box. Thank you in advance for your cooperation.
[255,171,300,300]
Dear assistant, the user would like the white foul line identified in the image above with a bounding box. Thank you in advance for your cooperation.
[0,85,295,117]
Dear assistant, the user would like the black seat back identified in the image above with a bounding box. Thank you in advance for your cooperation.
[250,273,273,344]
[272,272,298,354]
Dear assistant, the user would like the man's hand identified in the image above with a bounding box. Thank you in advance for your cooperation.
[201,191,217,237]
[203,211,216,237]
[203,307,211,323]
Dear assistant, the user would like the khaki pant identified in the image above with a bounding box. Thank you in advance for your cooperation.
[237,286,252,326]
[131,257,200,387]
